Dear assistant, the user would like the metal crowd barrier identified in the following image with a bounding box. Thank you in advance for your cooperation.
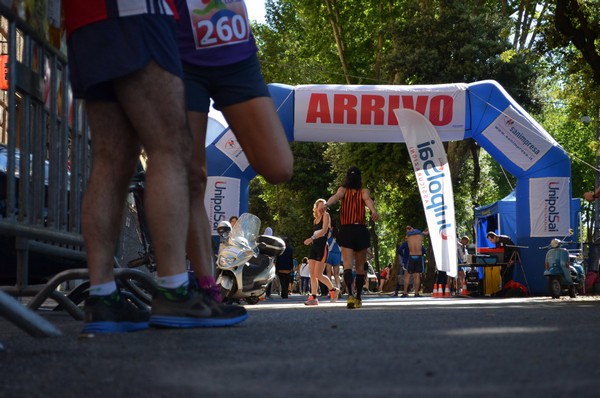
[0,4,90,337]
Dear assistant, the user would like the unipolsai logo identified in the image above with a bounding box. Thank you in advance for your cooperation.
[546,181,561,233]
[416,140,452,240]
[210,179,228,230]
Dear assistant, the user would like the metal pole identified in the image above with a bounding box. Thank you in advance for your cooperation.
[594,106,600,244]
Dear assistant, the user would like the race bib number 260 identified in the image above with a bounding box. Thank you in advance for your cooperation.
[187,0,250,49]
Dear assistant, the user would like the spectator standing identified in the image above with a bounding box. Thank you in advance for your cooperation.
[326,167,379,309]
[326,225,342,289]
[64,0,246,332]
[289,257,299,294]
[401,226,428,297]
[486,231,516,286]
[379,263,391,292]
[263,226,275,298]
[299,257,311,295]
[457,235,470,294]
[275,237,294,299]
[392,239,409,296]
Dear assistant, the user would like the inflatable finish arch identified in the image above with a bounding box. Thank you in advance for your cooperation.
[205,80,574,295]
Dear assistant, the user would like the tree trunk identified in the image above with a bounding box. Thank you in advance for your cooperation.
[324,0,351,84]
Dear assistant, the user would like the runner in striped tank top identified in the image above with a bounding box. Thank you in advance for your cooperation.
[325,167,379,309]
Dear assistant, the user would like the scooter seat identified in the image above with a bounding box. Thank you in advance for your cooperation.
[256,235,286,257]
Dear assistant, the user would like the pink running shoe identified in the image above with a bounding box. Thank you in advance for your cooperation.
[198,276,223,303]
[304,297,319,306]
[329,288,340,303]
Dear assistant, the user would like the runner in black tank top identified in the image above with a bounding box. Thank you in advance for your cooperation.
[303,199,340,305]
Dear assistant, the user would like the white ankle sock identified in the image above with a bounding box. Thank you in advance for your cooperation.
[157,272,189,289]
[89,281,117,296]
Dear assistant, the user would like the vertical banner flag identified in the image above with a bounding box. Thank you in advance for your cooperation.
[394,109,458,277]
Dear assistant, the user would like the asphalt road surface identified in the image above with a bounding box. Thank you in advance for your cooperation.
[1,293,599,397]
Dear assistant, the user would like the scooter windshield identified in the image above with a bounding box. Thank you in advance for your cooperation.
[230,213,261,253]
[546,248,569,268]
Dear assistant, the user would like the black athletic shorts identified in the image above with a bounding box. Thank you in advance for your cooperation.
[182,54,270,112]
[68,14,182,101]
[337,224,370,251]
[308,236,328,262]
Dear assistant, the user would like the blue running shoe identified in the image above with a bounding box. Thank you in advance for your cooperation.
[81,292,150,333]
[149,286,248,328]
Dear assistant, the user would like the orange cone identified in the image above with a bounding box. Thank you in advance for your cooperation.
[444,283,451,297]
[433,283,440,298]
[461,281,469,296]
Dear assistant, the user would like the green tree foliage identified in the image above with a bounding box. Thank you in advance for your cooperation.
[504,0,551,53]
[553,0,600,87]
[535,1,599,112]
[257,0,400,85]
[383,0,537,108]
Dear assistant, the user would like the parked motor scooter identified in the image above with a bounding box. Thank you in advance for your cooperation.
[216,213,285,304]
[542,234,585,299]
